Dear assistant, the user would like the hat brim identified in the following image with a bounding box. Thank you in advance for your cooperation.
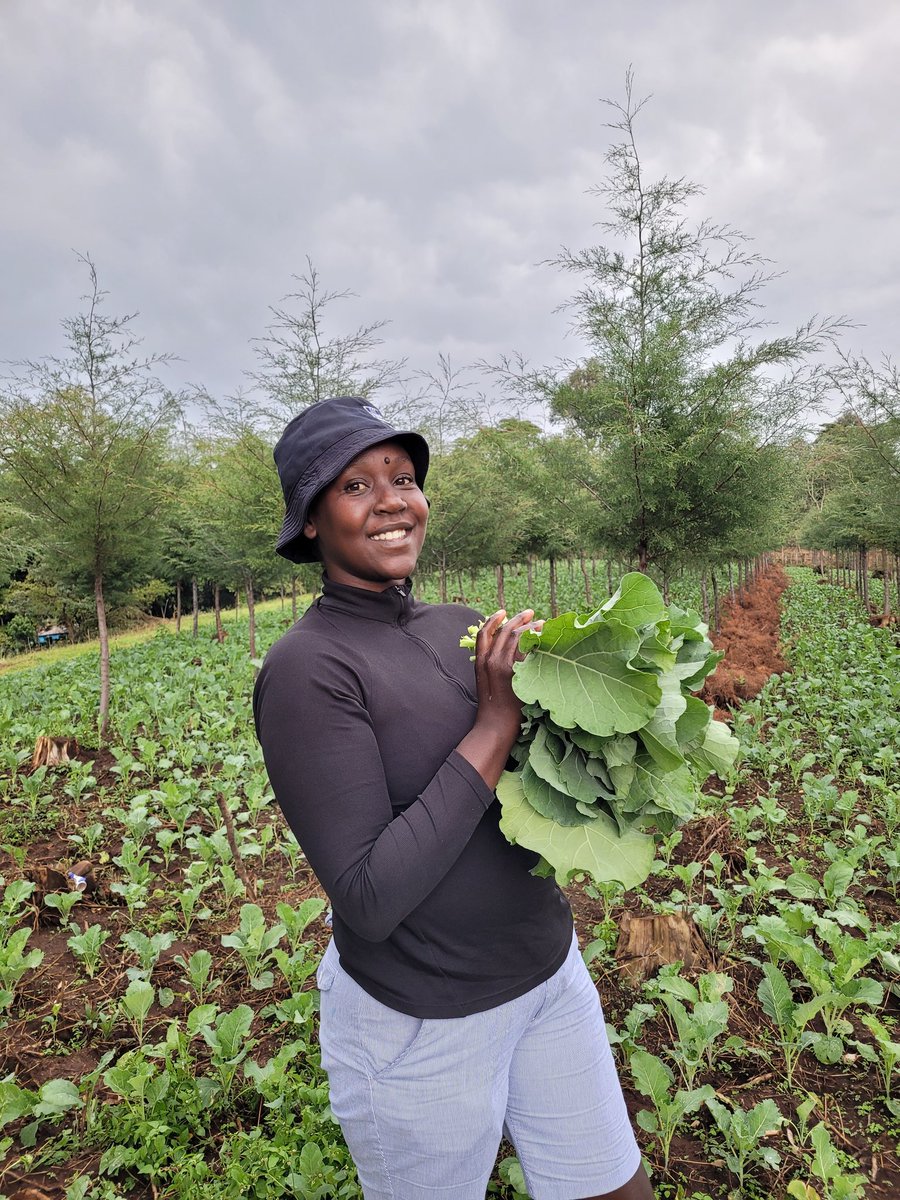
[275,428,429,564]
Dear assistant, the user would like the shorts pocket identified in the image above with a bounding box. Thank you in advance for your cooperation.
[357,992,427,1080]
[316,945,338,992]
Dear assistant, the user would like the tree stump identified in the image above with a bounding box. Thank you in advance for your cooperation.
[24,860,97,923]
[30,736,77,769]
[23,865,69,914]
[614,911,711,985]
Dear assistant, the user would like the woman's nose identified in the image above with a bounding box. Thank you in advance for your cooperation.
[375,485,407,511]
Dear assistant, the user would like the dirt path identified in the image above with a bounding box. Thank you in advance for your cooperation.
[700,566,788,708]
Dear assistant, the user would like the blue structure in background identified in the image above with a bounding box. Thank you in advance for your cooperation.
[36,625,67,647]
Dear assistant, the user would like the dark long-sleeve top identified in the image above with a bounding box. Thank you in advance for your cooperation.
[252,575,573,1018]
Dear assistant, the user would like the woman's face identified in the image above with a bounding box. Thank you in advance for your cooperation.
[303,440,429,591]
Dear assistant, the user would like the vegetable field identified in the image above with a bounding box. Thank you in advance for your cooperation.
[0,568,898,1199]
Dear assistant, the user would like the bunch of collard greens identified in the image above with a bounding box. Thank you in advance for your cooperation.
[491,574,738,889]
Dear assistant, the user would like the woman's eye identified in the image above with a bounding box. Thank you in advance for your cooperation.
[344,480,366,493]
[396,474,414,485]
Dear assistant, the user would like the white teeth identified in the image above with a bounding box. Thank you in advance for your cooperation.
[371,529,408,541]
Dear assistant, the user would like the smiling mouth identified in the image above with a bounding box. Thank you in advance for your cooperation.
[369,528,411,543]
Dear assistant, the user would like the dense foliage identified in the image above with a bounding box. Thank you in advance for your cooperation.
[463,574,738,887]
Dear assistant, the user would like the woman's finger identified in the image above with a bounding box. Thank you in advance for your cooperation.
[475,610,506,645]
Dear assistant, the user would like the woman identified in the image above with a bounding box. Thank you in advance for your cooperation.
[254,396,652,1200]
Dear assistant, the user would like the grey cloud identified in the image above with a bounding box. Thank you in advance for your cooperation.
[1,0,897,413]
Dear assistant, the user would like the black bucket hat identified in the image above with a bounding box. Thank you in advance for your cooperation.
[273,396,430,563]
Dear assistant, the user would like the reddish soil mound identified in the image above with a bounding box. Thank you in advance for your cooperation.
[701,567,788,708]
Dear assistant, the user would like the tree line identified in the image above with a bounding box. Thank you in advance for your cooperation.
[1,76,896,735]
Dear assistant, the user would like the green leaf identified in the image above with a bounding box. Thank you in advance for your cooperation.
[675,696,712,748]
[757,963,795,1028]
[786,872,821,900]
[526,726,605,807]
[187,1002,220,1036]
[668,604,707,642]
[786,1181,821,1199]
[0,1080,33,1128]
[513,616,661,737]
[840,977,883,1007]
[498,771,655,887]
[704,1095,733,1136]
[629,1048,673,1106]
[741,1097,784,1143]
[683,716,739,777]
[675,1084,716,1119]
[810,1033,844,1065]
[810,1122,839,1179]
[122,979,154,1022]
[207,1004,254,1060]
[624,755,698,821]
[635,1109,659,1134]
[598,572,668,629]
[634,624,677,672]
[568,726,613,757]
[640,673,688,771]
[521,762,594,827]
[822,861,854,900]
[32,1078,83,1118]
[498,1155,529,1196]
[600,733,638,768]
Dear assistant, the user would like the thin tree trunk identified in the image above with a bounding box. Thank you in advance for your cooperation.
[549,555,558,618]
[175,580,182,634]
[526,555,534,604]
[280,584,285,612]
[214,584,225,644]
[662,569,670,605]
[246,575,257,660]
[711,569,720,633]
[291,576,298,622]
[439,554,448,604]
[606,558,613,596]
[861,546,869,608]
[95,572,110,741]
[496,563,505,610]
[700,570,710,626]
[579,552,592,609]
[457,571,466,604]
[883,552,891,619]
[191,576,199,638]
[234,589,239,622]
[728,561,735,603]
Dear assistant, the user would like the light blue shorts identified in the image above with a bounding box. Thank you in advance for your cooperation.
[316,930,641,1199]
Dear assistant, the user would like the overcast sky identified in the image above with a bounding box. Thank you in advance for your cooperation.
[3,1,898,422]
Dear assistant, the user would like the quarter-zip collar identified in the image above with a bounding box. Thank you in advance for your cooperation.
[317,573,416,624]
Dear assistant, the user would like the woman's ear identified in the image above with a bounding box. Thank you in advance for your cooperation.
[303,516,317,539]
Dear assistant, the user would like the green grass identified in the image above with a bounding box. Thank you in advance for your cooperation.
[0,594,313,675]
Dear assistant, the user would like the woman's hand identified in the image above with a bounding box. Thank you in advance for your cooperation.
[456,608,544,792]
[473,608,543,743]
